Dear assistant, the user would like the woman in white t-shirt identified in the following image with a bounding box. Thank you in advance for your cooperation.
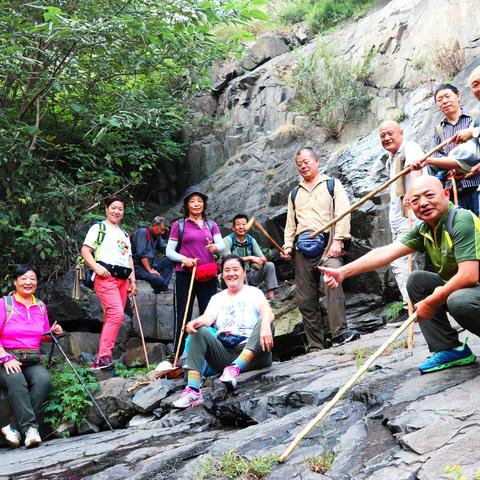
[81,195,137,370]
[173,254,274,409]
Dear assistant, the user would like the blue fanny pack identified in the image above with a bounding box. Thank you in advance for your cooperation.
[296,231,328,258]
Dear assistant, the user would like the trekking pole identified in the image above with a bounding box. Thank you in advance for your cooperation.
[308,137,454,238]
[278,312,416,463]
[406,208,414,350]
[173,264,197,367]
[46,332,114,432]
[245,217,286,255]
[131,295,150,369]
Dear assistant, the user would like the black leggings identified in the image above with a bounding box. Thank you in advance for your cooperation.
[174,271,217,356]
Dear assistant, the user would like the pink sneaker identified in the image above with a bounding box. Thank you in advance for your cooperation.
[172,387,204,409]
[219,365,240,391]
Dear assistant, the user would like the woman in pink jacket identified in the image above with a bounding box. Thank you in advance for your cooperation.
[0,264,62,448]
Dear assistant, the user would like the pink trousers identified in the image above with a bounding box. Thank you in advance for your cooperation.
[94,275,129,359]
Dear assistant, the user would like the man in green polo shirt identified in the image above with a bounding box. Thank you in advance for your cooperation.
[319,176,480,373]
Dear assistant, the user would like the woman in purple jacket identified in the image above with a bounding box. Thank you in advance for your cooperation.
[166,186,225,355]
[0,264,62,448]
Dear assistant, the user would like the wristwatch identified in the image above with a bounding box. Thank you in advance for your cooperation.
[473,127,480,139]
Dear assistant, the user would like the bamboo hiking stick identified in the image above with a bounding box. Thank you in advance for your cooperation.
[451,176,459,206]
[173,264,197,367]
[131,295,150,369]
[308,137,454,239]
[245,217,286,255]
[407,208,414,349]
[279,312,417,463]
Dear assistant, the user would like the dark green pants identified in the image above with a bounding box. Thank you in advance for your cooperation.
[407,270,480,352]
[0,363,52,433]
[187,321,273,374]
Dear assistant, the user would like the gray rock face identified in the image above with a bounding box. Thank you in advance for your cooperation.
[240,32,291,71]
[4,325,480,479]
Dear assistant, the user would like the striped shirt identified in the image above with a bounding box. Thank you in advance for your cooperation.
[433,112,480,188]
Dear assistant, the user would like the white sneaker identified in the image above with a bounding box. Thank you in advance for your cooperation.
[219,364,240,391]
[172,387,204,409]
[24,427,41,448]
[1,424,21,448]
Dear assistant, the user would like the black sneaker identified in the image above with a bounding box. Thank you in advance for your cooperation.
[332,330,361,347]
[92,355,114,370]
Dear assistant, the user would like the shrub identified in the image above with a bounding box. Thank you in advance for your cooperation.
[434,39,466,80]
[277,0,312,25]
[45,362,99,435]
[306,447,338,474]
[291,42,373,138]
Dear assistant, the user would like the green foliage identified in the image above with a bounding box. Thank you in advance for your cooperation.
[445,465,480,480]
[114,361,152,378]
[277,0,373,33]
[193,450,278,479]
[45,362,99,434]
[382,301,404,323]
[0,0,265,291]
[306,448,338,474]
[291,42,372,138]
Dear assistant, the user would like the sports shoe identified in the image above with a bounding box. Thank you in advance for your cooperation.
[92,355,114,370]
[24,427,41,448]
[418,342,476,374]
[332,330,361,347]
[1,424,21,448]
[172,387,204,409]
[219,364,240,391]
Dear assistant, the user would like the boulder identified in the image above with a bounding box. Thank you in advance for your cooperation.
[240,32,290,71]
[121,338,168,367]
[131,379,178,413]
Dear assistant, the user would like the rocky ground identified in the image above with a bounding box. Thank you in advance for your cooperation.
[2,321,480,480]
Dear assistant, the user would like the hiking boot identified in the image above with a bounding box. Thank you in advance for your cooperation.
[418,342,476,374]
[332,330,361,347]
[172,387,204,409]
[92,355,114,370]
[24,427,41,448]
[1,425,21,448]
[219,364,240,391]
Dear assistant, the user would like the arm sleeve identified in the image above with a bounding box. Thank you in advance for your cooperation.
[83,223,100,249]
[166,239,185,263]
[40,306,52,343]
[399,224,425,252]
[251,237,264,257]
[333,179,351,240]
[213,233,225,253]
[452,210,480,262]
[223,235,233,255]
[284,194,297,248]
[134,229,149,258]
[0,299,5,348]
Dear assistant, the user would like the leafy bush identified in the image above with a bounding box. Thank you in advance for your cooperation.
[382,301,404,323]
[193,450,278,479]
[291,42,373,138]
[45,362,99,434]
[277,0,373,32]
[306,447,338,474]
[114,361,152,378]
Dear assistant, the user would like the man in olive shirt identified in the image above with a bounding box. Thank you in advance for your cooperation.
[282,147,359,350]
[320,176,480,373]
[223,213,279,299]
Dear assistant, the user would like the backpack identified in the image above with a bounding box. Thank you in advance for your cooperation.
[176,218,215,252]
[130,226,151,254]
[290,177,336,225]
[2,295,45,326]
[228,232,254,257]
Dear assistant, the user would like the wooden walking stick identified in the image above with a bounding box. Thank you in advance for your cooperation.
[245,216,286,255]
[308,137,454,239]
[279,312,416,463]
[173,264,197,367]
[407,208,414,350]
[131,295,150,369]
[451,175,459,206]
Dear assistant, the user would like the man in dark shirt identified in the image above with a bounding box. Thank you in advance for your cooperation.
[430,83,480,215]
[132,216,173,293]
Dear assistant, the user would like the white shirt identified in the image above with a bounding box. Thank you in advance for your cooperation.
[386,140,424,232]
[83,221,131,268]
[205,285,266,337]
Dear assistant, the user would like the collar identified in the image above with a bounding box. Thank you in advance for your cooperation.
[299,173,329,191]
[13,293,37,306]
[441,112,470,127]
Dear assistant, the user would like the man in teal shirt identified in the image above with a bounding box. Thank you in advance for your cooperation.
[319,176,480,373]
[223,214,278,300]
